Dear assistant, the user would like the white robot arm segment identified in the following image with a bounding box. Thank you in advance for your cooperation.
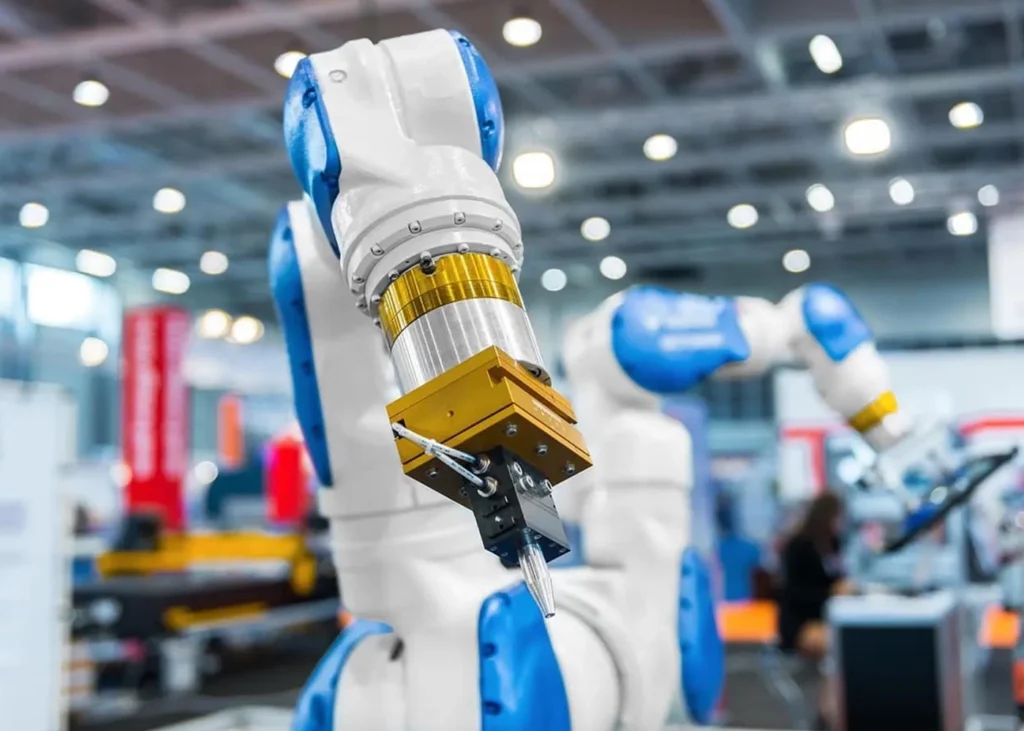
[285,30,594,615]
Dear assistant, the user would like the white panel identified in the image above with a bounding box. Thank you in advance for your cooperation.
[25,265,97,329]
[775,348,1024,425]
[0,381,74,731]
[0,257,16,319]
[989,213,1024,339]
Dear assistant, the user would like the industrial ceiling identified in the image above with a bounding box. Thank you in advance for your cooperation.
[0,0,1021,318]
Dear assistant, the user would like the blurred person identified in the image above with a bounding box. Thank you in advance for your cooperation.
[717,495,763,602]
[777,491,853,729]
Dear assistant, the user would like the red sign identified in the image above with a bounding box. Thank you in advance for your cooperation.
[121,307,190,531]
[266,435,308,527]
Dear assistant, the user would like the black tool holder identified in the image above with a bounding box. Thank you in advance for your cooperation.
[464,445,570,568]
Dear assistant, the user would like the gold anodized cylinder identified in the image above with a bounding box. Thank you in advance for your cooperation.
[377,253,524,345]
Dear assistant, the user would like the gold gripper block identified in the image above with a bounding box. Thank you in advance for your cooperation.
[386,346,593,508]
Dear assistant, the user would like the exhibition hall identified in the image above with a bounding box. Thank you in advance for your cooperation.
[3,1,1024,730]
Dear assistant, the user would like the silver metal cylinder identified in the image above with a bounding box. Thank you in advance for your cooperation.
[389,298,545,393]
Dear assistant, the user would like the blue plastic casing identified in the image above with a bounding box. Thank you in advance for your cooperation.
[478,582,571,731]
[268,206,334,487]
[800,283,873,363]
[448,30,504,171]
[283,59,342,258]
[678,547,726,725]
[610,287,751,394]
[291,619,393,731]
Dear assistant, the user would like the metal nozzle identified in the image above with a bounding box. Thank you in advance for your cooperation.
[517,531,556,618]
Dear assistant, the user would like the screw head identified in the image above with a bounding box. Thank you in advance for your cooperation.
[505,423,518,436]
[329,69,347,82]
[457,243,470,254]
[388,270,399,282]
[535,444,548,456]
[489,248,501,258]
[370,294,381,305]
[512,462,523,476]
[454,212,466,225]
[353,275,365,284]
[372,317,381,328]
[370,245,384,256]
[408,221,422,234]
[357,300,368,310]
[492,220,503,231]
[564,462,576,475]
[541,479,553,495]
[427,468,439,479]
[523,475,535,489]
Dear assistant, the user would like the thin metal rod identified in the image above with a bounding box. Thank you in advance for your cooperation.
[391,421,484,487]
[391,422,478,465]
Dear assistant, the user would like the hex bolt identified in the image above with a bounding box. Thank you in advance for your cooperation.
[564,462,576,476]
[454,212,466,225]
[408,221,422,234]
[472,455,491,475]
[512,462,524,476]
[505,423,518,437]
[523,475,535,489]
[536,444,548,457]
[371,245,385,256]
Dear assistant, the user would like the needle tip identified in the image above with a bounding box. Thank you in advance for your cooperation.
[518,533,556,619]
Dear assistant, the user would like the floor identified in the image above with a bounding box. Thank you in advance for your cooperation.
[74,643,1018,731]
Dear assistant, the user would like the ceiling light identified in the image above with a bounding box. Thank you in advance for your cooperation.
[152,268,190,295]
[541,268,567,292]
[196,309,232,339]
[194,461,219,486]
[599,255,627,281]
[73,79,110,108]
[783,249,811,273]
[809,35,843,74]
[949,101,983,130]
[889,177,915,206]
[274,50,306,79]
[978,184,1000,207]
[75,249,116,278]
[79,337,109,367]
[512,151,556,189]
[581,216,611,242]
[947,211,978,237]
[200,250,229,275]
[643,134,678,162]
[19,202,49,228]
[843,117,891,156]
[230,316,264,345]
[727,203,759,229]
[153,187,186,214]
[502,16,542,47]
[806,184,835,213]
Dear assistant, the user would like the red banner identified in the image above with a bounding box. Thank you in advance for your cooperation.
[266,435,308,527]
[121,307,190,531]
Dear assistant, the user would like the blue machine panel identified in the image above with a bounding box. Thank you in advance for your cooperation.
[678,548,725,725]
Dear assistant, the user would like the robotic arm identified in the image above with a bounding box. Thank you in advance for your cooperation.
[283,30,591,616]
